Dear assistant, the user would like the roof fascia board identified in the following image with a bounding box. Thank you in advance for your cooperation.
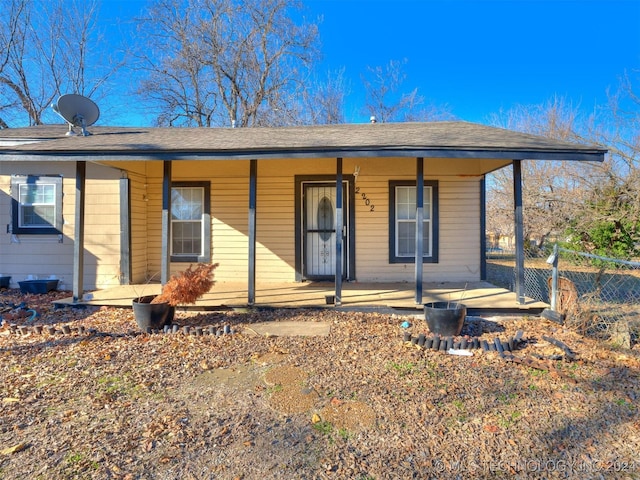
[0,148,606,163]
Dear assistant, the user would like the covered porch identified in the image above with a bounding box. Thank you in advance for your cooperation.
[55,281,548,314]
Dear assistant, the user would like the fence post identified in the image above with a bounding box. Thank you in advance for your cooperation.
[541,243,563,323]
[550,243,559,311]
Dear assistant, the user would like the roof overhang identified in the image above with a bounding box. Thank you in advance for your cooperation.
[0,147,606,163]
[0,121,608,165]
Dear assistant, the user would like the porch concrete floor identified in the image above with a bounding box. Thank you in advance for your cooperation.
[55,281,548,314]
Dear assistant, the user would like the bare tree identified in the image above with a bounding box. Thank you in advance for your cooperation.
[486,88,640,258]
[0,0,121,128]
[293,68,349,125]
[361,59,453,123]
[135,0,319,127]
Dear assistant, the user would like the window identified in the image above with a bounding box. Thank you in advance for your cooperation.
[10,175,63,235]
[389,180,439,263]
[170,182,211,262]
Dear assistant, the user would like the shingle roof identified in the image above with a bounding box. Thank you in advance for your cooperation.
[0,121,607,162]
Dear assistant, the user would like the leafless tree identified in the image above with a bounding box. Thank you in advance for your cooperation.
[486,86,640,257]
[486,97,595,246]
[135,0,319,127]
[0,0,121,128]
[361,59,453,123]
[295,68,349,125]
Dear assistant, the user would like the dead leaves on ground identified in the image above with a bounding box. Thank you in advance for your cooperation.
[0,291,639,479]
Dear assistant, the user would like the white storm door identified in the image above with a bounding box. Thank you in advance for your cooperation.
[303,184,346,279]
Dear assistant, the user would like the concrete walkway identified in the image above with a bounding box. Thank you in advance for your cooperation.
[242,321,332,337]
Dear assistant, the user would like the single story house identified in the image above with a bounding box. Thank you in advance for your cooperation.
[0,121,606,307]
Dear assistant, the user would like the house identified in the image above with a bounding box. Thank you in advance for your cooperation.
[0,122,606,307]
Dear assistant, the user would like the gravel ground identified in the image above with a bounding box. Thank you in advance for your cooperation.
[1,289,639,479]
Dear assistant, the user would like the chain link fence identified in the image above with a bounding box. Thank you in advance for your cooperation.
[486,246,640,345]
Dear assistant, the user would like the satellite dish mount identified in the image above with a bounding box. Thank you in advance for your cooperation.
[51,94,100,136]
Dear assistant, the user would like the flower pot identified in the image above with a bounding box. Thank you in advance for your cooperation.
[424,302,467,337]
[132,296,174,331]
[0,276,10,289]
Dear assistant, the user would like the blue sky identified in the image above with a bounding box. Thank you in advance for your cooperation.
[103,0,640,125]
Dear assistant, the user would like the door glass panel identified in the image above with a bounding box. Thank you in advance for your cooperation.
[317,196,334,242]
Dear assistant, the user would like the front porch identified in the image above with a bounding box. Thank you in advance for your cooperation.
[55,281,548,314]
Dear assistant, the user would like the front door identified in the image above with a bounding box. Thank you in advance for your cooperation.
[303,183,348,280]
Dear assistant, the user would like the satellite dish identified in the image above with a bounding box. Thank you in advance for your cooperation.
[51,94,100,136]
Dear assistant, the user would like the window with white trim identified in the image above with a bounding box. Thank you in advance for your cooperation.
[389,180,439,263]
[10,175,63,234]
[170,182,211,262]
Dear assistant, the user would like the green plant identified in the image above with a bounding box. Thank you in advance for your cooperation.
[65,452,83,465]
[387,361,415,377]
[450,399,468,424]
[313,420,333,435]
[614,398,635,410]
[498,410,522,428]
[528,368,548,377]
[267,384,283,393]
[497,392,517,404]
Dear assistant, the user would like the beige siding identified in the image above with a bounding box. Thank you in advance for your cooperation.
[116,156,484,284]
[2,152,490,294]
[0,162,125,290]
[128,171,148,284]
[351,157,482,282]
[169,161,297,282]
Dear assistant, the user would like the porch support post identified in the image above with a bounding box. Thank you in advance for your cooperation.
[72,161,86,303]
[119,177,132,285]
[480,175,487,280]
[513,160,526,304]
[161,160,172,285]
[415,157,424,305]
[335,157,343,306]
[248,159,257,305]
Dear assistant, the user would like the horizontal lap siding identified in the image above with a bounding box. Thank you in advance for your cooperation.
[213,176,250,281]
[354,157,482,283]
[168,161,298,282]
[83,176,123,288]
[130,157,483,285]
[255,170,295,281]
[0,162,123,290]
[128,171,148,284]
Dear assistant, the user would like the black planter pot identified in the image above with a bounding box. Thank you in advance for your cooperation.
[0,276,10,289]
[132,295,175,331]
[424,302,467,337]
[18,279,58,294]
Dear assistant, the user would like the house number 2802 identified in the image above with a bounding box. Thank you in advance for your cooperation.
[355,187,375,212]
